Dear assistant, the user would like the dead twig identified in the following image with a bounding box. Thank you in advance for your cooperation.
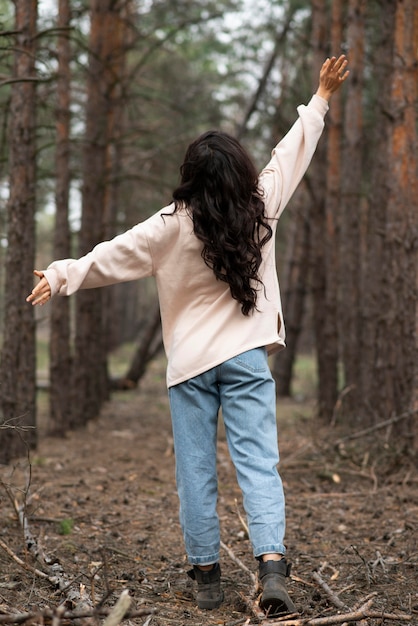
[312,571,347,610]
[51,604,66,626]
[220,541,264,621]
[220,540,256,585]
[261,608,412,625]
[102,590,132,626]
[234,498,250,538]
[0,537,52,582]
[259,589,411,625]
[0,606,156,625]
[334,410,415,445]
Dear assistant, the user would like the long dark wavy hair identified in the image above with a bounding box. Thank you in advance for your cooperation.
[172,130,272,316]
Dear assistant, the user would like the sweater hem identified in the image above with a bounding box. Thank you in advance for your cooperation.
[166,338,286,388]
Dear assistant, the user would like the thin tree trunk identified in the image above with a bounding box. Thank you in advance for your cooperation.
[360,2,395,424]
[273,191,310,396]
[309,0,333,419]
[49,0,72,436]
[321,0,344,415]
[339,0,365,416]
[0,0,38,462]
[102,1,130,352]
[72,0,116,426]
[235,6,296,141]
[111,306,163,390]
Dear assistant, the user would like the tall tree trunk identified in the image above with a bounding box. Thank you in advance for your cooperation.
[385,0,418,448]
[361,0,418,453]
[366,0,417,442]
[273,191,310,396]
[321,0,344,415]
[49,0,72,436]
[360,3,395,424]
[339,0,365,417]
[0,0,38,462]
[410,4,418,453]
[102,1,130,352]
[309,0,335,419]
[72,0,119,426]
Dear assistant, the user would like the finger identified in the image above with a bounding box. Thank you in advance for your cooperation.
[324,56,336,69]
[27,282,50,304]
[28,292,50,306]
[334,55,348,71]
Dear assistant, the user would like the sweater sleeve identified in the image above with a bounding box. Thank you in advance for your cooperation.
[259,94,329,219]
[43,219,156,297]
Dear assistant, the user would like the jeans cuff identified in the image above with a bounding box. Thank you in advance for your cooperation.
[253,543,286,558]
[188,552,220,566]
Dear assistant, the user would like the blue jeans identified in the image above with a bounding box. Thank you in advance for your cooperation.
[168,347,286,565]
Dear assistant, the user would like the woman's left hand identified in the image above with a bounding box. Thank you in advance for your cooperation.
[26,270,52,306]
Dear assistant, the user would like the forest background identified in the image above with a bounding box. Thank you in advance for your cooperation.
[0,0,417,467]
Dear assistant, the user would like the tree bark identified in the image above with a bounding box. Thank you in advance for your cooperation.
[49,0,72,436]
[339,0,365,417]
[309,0,335,419]
[102,1,133,353]
[72,0,129,426]
[321,0,344,415]
[111,305,163,390]
[361,0,418,452]
[0,0,38,462]
[273,191,310,396]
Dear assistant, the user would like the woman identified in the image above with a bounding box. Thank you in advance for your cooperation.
[28,55,348,616]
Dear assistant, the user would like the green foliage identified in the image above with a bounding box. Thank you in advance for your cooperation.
[292,353,318,399]
[58,518,75,535]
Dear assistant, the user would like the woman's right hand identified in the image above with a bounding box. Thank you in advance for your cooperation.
[26,270,52,306]
[316,55,349,101]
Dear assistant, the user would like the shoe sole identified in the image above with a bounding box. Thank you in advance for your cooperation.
[260,595,296,617]
[197,591,224,610]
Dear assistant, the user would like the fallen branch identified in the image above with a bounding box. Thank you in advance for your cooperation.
[220,541,256,585]
[51,604,66,626]
[0,537,52,582]
[234,498,249,538]
[0,606,156,625]
[261,608,412,625]
[220,541,264,621]
[334,410,415,445]
[312,571,347,610]
[1,478,49,564]
[102,590,132,626]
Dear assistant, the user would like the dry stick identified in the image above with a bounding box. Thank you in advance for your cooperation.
[0,608,156,625]
[260,609,412,625]
[260,593,412,625]
[220,541,256,585]
[334,409,415,445]
[102,590,132,626]
[340,593,377,626]
[0,537,51,582]
[234,498,250,537]
[51,604,67,626]
[220,541,264,621]
[312,571,347,610]
[1,473,49,565]
[0,537,75,596]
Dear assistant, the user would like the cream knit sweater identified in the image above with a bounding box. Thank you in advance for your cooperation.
[44,94,329,387]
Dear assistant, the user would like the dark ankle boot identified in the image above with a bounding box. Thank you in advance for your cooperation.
[259,558,297,616]
[187,563,224,609]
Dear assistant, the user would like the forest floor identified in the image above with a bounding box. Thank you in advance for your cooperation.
[0,356,417,626]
